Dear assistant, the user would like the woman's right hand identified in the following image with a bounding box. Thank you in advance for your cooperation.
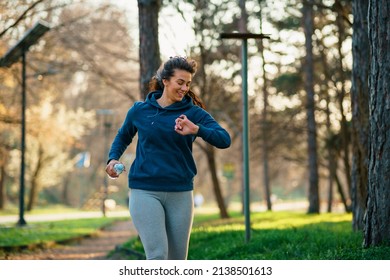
[105,159,121,179]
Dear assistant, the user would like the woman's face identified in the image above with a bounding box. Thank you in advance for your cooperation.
[163,69,192,103]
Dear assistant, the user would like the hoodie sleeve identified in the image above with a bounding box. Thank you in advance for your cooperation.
[194,108,231,149]
[107,103,140,163]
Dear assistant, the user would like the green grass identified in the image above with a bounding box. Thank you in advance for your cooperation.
[0,217,124,249]
[122,211,390,260]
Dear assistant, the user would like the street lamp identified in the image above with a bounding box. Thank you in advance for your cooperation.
[0,20,51,226]
[220,32,270,243]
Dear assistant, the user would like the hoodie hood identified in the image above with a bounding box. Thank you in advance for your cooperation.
[146,90,193,111]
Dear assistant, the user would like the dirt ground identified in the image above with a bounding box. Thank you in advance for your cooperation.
[2,220,139,260]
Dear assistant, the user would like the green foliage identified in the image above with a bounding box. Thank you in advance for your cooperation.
[272,16,302,30]
[123,211,390,260]
[272,73,302,96]
[0,217,123,248]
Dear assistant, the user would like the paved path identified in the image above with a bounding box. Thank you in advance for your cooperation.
[2,219,139,260]
[0,210,130,224]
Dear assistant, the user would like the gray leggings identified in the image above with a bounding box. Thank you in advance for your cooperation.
[129,189,194,260]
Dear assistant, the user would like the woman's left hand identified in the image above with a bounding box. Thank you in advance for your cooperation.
[175,115,199,135]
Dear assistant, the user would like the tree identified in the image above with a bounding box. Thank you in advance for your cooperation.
[165,0,244,218]
[351,0,369,231]
[312,1,353,213]
[363,0,390,247]
[24,99,95,210]
[334,0,352,198]
[138,0,161,99]
[268,0,355,213]
[257,0,272,211]
[0,74,18,209]
[0,1,138,209]
[302,0,319,213]
[0,147,10,209]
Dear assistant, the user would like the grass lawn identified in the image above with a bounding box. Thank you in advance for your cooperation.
[0,217,125,249]
[123,211,390,260]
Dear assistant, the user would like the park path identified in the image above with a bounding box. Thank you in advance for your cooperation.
[3,219,139,260]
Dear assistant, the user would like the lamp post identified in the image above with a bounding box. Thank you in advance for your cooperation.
[220,32,269,243]
[0,20,51,226]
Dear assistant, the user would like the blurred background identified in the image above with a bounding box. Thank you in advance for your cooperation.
[0,0,354,216]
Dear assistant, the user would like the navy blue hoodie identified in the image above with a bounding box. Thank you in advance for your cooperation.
[108,90,231,192]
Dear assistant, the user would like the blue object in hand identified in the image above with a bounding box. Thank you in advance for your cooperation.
[114,163,125,175]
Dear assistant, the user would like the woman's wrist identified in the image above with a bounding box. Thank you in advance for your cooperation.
[194,125,200,135]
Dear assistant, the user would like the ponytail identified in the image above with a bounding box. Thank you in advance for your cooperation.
[149,76,163,91]
[187,90,205,109]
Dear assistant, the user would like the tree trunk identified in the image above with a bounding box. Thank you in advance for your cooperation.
[302,0,320,213]
[0,162,5,210]
[27,144,44,211]
[351,0,369,231]
[62,175,71,205]
[326,153,335,213]
[325,83,335,212]
[206,144,229,218]
[258,0,272,211]
[260,47,272,211]
[364,0,390,247]
[316,33,335,213]
[335,0,352,206]
[261,79,272,211]
[138,0,161,99]
[0,147,8,210]
[335,172,352,213]
[27,178,38,212]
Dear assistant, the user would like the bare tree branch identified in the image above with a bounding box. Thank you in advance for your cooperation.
[0,0,46,38]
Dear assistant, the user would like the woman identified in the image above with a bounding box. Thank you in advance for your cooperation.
[105,56,231,260]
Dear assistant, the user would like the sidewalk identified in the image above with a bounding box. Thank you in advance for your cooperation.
[2,218,140,260]
[0,210,130,225]
[0,210,141,260]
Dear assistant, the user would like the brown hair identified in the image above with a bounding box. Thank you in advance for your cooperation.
[149,56,205,109]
